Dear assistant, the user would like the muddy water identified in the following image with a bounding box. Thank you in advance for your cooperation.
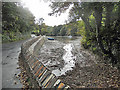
[38,36,81,76]
[52,43,76,76]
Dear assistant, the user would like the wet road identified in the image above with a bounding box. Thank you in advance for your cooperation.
[2,39,29,88]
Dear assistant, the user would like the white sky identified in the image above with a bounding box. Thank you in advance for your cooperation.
[21,0,70,26]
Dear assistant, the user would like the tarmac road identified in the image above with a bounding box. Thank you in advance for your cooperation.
[2,39,29,88]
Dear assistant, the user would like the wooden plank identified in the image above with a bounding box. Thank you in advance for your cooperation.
[46,76,58,88]
[33,62,42,74]
[44,75,56,88]
[35,65,44,76]
[57,83,65,89]
[32,61,42,75]
[40,71,51,84]
[32,61,40,70]
[31,59,38,67]
[37,67,46,78]
[53,79,61,88]
[42,74,54,87]
[32,60,39,69]
[39,69,48,80]
[38,70,48,84]
[36,66,46,77]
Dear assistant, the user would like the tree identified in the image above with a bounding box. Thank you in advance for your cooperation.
[49,2,120,64]
[2,2,36,41]
[52,25,63,36]
[37,18,44,34]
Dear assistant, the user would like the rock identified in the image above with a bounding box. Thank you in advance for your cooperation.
[76,82,80,86]
[16,67,20,69]
[77,86,85,88]
[7,56,9,57]
[14,81,17,84]
[71,84,76,87]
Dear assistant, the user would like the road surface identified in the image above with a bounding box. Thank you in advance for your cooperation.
[2,39,29,88]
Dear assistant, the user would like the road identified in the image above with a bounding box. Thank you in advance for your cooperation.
[2,39,29,88]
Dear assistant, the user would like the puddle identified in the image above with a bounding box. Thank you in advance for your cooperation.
[52,43,76,76]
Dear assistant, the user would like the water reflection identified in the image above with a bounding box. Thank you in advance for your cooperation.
[51,36,78,43]
[52,43,76,76]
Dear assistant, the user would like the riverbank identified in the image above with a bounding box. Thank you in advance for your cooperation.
[7,36,120,89]
[37,36,120,88]
[59,48,120,88]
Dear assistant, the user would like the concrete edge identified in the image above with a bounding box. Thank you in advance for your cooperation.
[20,36,70,89]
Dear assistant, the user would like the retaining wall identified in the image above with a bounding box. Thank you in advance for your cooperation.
[21,36,70,89]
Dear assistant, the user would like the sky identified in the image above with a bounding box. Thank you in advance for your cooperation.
[21,0,70,26]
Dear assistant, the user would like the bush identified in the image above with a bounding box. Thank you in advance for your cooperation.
[2,31,31,43]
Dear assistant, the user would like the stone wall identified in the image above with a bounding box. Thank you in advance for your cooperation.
[20,36,70,89]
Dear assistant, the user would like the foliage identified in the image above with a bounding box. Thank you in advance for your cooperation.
[35,21,83,36]
[2,2,35,42]
[49,2,120,65]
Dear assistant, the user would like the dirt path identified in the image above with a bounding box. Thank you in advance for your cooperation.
[37,36,120,88]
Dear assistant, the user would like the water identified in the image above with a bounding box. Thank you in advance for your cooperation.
[38,36,81,76]
[52,43,76,76]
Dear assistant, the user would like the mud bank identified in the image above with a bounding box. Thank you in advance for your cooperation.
[19,36,70,89]
[37,36,120,88]
[37,37,79,76]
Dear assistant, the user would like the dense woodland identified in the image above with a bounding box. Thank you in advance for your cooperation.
[34,21,83,36]
[2,2,35,42]
[49,2,120,67]
[2,2,120,66]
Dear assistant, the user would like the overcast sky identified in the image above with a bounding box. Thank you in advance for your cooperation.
[21,0,70,26]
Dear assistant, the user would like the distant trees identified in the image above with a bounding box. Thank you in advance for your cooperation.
[37,18,44,34]
[37,22,82,36]
[59,26,67,36]
[2,2,82,42]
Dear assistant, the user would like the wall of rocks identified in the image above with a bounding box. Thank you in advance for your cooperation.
[20,36,70,89]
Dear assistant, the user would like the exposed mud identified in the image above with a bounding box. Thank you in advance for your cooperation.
[59,49,120,88]
[38,36,78,76]
[37,36,120,88]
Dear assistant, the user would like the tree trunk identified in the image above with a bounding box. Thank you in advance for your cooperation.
[94,4,117,64]
[81,16,93,32]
